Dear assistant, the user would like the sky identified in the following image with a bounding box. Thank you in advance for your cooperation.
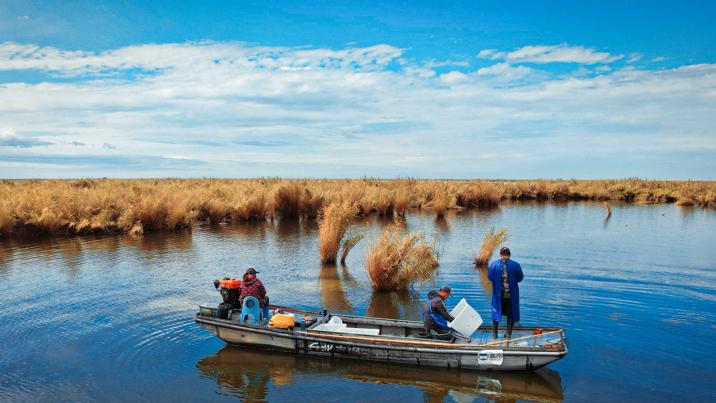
[1,1,715,179]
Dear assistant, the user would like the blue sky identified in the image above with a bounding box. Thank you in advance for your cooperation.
[1,1,715,178]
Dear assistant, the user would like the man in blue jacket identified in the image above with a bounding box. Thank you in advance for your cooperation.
[423,286,455,333]
[488,247,524,339]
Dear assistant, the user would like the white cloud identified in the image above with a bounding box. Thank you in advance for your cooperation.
[0,41,714,179]
[479,44,622,65]
[422,59,470,69]
[0,41,403,77]
[0,127,52,148]
[476,62,535,81]
[627,53,643,64]
[477,49,497,58]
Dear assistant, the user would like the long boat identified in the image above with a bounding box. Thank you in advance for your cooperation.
[194,305,568,371]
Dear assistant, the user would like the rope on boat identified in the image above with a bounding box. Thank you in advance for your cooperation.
[474,330,563,347]
[294,329,564,349]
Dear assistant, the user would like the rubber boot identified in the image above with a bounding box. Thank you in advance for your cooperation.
[492,320,499,339]
[505,317,515,340]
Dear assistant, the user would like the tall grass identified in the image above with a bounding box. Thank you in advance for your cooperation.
[394,189,409,218]
[365,225,439,291]
[474,227,510,267]
[0,178,713,238]
[318,203,357,264]
[433,189,451,218]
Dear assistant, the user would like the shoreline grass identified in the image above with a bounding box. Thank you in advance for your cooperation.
[0,178,714,238]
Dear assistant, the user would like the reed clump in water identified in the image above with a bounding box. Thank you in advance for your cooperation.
[394,189,410,218]
[433,189,452,218]
[474,227,510,267]
[0,178,713,238]
[340,233,365,264]
[365,225,439,291]
[318,203,357,264]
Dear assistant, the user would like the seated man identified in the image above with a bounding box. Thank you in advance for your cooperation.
[239,267,269,309]
[423,286,455,333]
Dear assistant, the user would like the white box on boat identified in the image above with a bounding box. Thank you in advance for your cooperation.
[314,323,348,332]
[314,316,381,336]
[448,298,483,337]
[339,327,380,336]
[314,323,380,336]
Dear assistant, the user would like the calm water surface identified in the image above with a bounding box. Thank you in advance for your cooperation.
[1,202,715,402]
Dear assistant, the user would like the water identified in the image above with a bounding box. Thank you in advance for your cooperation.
[1,202,715,402]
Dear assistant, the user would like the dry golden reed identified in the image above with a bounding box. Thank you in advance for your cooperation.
[340,233,365,264]
[474,227,510,266]
[365,225,439,291]
[0,178,713,238]
[318,202,356,264]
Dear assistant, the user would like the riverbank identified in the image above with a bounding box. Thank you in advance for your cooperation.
[1,178,713,238]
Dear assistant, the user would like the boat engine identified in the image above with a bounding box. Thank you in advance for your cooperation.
[213,277,242,316]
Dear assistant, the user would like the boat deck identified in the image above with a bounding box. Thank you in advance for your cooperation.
[303,312,566,351]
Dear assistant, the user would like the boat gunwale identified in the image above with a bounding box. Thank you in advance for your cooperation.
[331,312,564,333]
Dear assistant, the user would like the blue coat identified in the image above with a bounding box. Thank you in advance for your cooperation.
[488,258,524,322]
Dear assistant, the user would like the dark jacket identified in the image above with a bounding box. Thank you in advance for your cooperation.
[423,294,455,331]
[239,276,267,307]
[488,258,524,322]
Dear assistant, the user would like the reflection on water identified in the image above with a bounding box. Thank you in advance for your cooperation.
[434,216,450,234]
[366,289,424,320]
[1,202,715,401]
[319,264,353,311]
[477,266,493,295]
[198,346,564,402]
[274,217,305,241]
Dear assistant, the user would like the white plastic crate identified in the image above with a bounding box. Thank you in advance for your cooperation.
[448,298,483,337]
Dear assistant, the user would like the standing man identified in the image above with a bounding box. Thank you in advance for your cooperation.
[488,247,523,339]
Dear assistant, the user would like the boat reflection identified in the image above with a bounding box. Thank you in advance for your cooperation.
[197,346,564,402]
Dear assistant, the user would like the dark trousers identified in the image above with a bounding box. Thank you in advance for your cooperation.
[492,298,515,338]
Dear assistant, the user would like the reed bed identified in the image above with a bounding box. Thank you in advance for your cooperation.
[318,202,357,264]
[474,227,510,267]
[365,225,439,291]
[0,178,713,238]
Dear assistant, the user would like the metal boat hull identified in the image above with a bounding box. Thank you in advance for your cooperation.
[196,316,567,371]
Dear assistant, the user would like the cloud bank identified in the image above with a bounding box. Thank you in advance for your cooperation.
[0,41,714,179]
[478,44,623,64]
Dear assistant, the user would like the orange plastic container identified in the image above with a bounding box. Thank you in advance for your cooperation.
[219,278,241,289]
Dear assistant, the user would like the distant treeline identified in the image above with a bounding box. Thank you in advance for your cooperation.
[0,178,713,237]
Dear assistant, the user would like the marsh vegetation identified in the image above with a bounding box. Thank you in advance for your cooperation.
[474,227,510,267]
[0,178,713,238]
[365,225,439,291]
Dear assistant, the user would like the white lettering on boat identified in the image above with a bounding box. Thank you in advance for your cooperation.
[307,342,370,356]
